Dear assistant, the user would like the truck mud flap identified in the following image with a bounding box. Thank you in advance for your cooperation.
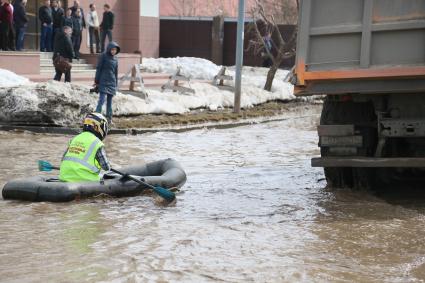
[312,157,425,168]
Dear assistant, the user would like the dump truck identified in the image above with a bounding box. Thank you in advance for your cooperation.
[294,0,425,188]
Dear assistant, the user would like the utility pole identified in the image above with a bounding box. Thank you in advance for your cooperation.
[233,0,245,113]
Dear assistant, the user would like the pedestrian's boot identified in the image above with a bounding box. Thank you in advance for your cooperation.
[90,47,94,54]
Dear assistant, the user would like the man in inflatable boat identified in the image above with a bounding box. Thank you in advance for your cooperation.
[59,112,111,182]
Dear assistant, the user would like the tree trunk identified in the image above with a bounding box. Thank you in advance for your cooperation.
[264,44,286,91]
[264,63,278,91]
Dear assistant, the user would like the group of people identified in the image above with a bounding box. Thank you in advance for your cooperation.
[0,0,114,54]
[39,0,115,57]
[0,1,118,183]
[51,2,118,125]
[0,0,27,51]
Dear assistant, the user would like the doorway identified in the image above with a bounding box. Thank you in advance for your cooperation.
[23,0,69,50]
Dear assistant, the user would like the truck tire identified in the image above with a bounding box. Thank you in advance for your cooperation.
[320,97,377,189]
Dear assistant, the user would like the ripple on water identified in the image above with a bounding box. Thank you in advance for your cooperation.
[1,107,425,282]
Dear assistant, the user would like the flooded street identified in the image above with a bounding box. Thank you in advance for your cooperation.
[1,105,425,282]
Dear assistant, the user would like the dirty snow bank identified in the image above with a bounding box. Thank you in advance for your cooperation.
[0,81,148,126]
[0,57,296,125]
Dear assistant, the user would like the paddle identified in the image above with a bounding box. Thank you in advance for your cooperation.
[110,168,176,203]
[38,160,60,171]
[38,160,176,203]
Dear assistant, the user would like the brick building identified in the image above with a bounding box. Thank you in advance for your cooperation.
[0,0,160,76]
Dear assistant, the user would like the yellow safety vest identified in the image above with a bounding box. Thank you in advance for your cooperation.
[59,131,104,182]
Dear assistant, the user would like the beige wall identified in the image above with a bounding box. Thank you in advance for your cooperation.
[0,52,40,75]
[77,0,159,57]
[139,16,159,58]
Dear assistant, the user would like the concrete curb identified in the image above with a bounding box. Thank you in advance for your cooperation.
[0,115,307,136]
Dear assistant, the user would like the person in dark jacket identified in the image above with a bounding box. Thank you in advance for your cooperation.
[0,0,13,51]
[51,0,63,50]
[38,0,52,52]
[71,8,83,59]
[70,0,85,28]
[100,4,114,53]
[95,41,120,123]
[6,0,14,51]
[53,25,74,83]
[61,8,73,29]
[13,0,28,51]
[261,31,274,67]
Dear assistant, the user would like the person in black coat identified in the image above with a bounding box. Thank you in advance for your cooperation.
[0,0,13,51]
[13,0,28,51]
[51,0,64,50]
[5,0,15,51]
[100,4,114,53]
[70,0,85,28]
[261,32,274,67]
[71,8,83,59]
[38,0,53,52]
[53,25,74,83]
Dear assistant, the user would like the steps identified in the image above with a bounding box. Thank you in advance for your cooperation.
[27,71,170,89]
[31,52,171,89]
[39,52,97,74]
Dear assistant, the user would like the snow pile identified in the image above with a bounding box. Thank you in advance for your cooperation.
[0,57,296,125]
[132,64,295,114]
[115,69,294,115]
[141,57,221,80]
[140,57,295,112]
[0,68,30,87]
[0,81,149,126]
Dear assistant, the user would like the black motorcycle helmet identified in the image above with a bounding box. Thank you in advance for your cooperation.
[82,112,109,140]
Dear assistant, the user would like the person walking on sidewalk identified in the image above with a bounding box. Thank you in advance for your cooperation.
[87,3,100,54]
[13,0,27,51]
[100,4,113,53]
[71,8,83,59]
[53,25,74,83]
[38,0,52,52]
[95,41,120,123]
[51,0,63,50]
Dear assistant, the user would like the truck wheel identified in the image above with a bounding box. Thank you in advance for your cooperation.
[320,97,377,189]
[323,167,353,188]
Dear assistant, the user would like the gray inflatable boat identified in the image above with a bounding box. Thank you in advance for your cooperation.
[2,158,186,202]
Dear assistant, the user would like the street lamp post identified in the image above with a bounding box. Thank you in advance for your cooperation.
[234,0,245,113]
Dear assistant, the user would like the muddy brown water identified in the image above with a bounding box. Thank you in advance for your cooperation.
[1,105,425,282]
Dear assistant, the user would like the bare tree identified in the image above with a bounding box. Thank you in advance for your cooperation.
[167,0,257,18]
[246,0,299,91]
[203,0,240,17]
[168,0,199,17]
[259,0,299,24]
